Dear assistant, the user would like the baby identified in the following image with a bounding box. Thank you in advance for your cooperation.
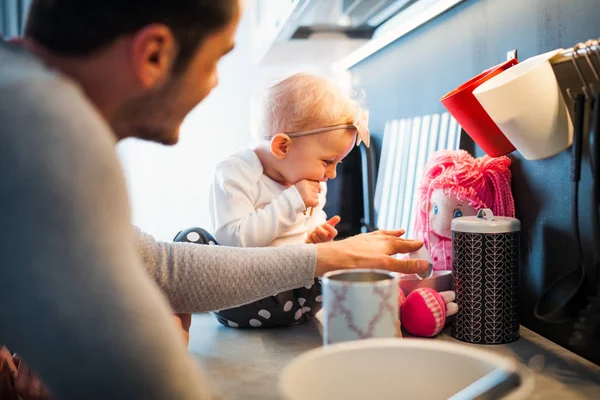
[207,72,370,328]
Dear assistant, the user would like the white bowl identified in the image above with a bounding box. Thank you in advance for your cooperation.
[473,49,573,160]
[279,338,534,400]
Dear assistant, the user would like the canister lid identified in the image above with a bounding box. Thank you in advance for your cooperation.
[451,208,521,234]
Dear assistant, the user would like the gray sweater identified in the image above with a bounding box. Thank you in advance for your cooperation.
[0,41,316,399]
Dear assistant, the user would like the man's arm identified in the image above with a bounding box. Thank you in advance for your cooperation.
[135,228,317,313]
[135,225,429,314]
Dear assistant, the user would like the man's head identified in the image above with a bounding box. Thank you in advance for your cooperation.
[263,73,368,185]
[25,0,242,144]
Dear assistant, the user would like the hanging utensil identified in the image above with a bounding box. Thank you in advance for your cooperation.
[569,89,600,355]
[587,55,600,287]
[534,93,588,323]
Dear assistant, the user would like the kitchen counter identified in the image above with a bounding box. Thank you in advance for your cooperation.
[188,313,600,399]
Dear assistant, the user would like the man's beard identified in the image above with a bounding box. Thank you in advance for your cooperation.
[133,125,180,145]
[110,80,183,145]
[111,116,179,145]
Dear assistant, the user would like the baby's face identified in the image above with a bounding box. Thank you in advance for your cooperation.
[281,128,357,185]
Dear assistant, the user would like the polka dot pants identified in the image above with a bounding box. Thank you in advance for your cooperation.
[173,227,323,328]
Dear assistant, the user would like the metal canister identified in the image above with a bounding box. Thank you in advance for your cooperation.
[451,208,521,344]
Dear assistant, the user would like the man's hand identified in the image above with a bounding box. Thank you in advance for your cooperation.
[294,180,320,209]
[13,355,53,400]
[314,229,429,276]
[306,216,340,244]
[0,347,53,400]
[0,312,192,400]
[173,313,192,347]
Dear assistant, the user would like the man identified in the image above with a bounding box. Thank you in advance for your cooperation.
[0,1,428,398]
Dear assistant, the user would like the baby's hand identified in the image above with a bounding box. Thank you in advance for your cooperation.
[306,216,341,244]
[439,291,458,316]
[295,180,321,208]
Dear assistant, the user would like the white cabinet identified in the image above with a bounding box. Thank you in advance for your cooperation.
[251,0,301,63]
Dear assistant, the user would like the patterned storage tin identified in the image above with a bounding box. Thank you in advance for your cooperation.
[451,208,521,344]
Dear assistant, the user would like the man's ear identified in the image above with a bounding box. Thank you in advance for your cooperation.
[270,133,292,159]
[129,24,176,89]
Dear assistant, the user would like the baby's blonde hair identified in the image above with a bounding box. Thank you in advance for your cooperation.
[263,73,364,138]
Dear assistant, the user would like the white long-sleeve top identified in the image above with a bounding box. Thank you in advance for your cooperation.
[209,147,327,247]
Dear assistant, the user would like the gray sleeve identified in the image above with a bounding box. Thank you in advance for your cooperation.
[135,229,317,313]
[0,78,221,398]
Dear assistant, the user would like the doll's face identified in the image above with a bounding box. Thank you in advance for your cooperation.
[429,189,477,239]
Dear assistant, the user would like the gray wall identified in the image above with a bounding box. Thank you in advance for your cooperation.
[351,0,600,362]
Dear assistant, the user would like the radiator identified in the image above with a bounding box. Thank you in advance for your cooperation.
[374,113,462,240]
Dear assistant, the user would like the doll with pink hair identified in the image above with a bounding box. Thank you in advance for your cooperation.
[399,149,515,337]
[413,150,515,271]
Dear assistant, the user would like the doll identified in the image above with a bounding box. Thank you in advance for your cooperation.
[413,150,515,271]
[399,150,515,336]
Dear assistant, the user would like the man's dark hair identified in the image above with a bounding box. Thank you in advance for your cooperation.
[24,0,237,72]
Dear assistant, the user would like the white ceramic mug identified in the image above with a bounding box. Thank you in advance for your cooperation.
[322,269,400,345]
[473,49,573,160]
